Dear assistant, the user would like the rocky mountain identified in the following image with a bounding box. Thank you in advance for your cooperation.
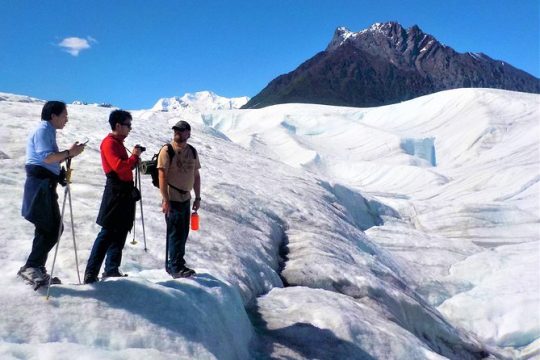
[242,22,540,108]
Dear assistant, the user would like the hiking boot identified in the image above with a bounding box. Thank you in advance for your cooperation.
[171,266,196,278]
[39,267,62,285]
[84,273,99,284]
[17,266,45,283]
[102,269,128,279]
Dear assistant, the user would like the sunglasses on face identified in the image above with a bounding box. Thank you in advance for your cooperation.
[121,122,132,129]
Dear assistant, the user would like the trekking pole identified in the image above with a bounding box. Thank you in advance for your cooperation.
[46,180,68,299]
[46,158,81,299]
[131,166,138,245]
[137,164,148,252]
[125,145,139,246]
[67,180,82,285]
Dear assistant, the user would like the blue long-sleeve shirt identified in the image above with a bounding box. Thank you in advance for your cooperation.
[25,120,60,175]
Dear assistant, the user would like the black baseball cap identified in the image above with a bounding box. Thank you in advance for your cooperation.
[172,120,191,131]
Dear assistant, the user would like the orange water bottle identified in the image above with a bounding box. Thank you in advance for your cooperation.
[191,212,199,231]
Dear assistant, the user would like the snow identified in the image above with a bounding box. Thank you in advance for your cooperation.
[469,52,485,61]
[332,27,358,47]
[420,39,435,53]
[369,22,386,33]
[151,91,249,113]
[251,287,449,360]
[0,88,538,359]
[439,241,540,348]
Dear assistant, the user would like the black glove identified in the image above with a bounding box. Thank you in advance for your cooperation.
[58,167,67,187]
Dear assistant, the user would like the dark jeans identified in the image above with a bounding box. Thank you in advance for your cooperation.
[85,227,128,276]
[166,200,191,273]
[25,226,59,269]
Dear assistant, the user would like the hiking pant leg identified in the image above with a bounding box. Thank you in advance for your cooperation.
[85,227,113,277]
[25,225,59,268]
[166,200,190,273]
[104,229,128,273]
[165,206,180,273]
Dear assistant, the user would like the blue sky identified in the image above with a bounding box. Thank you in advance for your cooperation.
[1,0,538,109]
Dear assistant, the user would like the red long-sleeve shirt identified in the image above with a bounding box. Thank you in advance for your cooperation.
[100,134,139,182]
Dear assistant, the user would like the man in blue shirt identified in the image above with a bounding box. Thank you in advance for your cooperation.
[18,101,86,286]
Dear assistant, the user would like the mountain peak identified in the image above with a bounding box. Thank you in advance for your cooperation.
[327,22,430,52]
[408,24,422,33]
[326,26,355,51]
[152,91,249,112]
[368,21,405,33]
[243,22,540,109]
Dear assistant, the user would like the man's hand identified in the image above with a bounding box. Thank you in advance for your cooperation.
[69,142,86,157]
[132,146,143,157]
[162,199,170,215]
[192,198,201,211]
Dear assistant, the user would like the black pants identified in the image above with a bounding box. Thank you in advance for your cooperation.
[166,200,191,273]
[25,226,59,269]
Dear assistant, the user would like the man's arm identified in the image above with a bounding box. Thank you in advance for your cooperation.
[44,143,86,163]
[157,144,171,214]
[192,168,201,211]
[158,168,170,214]
[35,127,85,164]
[102,138,140,181]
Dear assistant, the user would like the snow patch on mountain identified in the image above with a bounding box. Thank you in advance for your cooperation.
[152,91,249,112]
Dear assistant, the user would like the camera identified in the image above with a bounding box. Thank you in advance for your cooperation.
[135,145,146,152]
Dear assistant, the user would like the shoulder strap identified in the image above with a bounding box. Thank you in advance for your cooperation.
[164,143,196,160]
[166,143,175,160]
[163,143,189,194]
[187,144,197,159]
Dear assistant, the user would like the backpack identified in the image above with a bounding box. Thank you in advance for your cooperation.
[141,143,197,189]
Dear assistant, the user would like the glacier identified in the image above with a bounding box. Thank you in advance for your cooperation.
[0,88,538,359]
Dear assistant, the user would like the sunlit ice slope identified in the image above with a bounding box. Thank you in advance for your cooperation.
[202,88,540,357]
[0,89,536,359]
[0,93,489,359]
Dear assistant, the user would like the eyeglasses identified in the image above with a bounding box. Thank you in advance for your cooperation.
[121,123,132,129]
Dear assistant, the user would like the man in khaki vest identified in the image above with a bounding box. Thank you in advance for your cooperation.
[157,120,201,278]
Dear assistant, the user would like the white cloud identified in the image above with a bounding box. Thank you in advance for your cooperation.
[58,36,96,56]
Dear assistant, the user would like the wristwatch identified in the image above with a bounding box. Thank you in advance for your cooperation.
[195,197,201,201]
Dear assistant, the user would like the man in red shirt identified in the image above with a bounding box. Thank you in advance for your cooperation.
[84,110,142,284]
